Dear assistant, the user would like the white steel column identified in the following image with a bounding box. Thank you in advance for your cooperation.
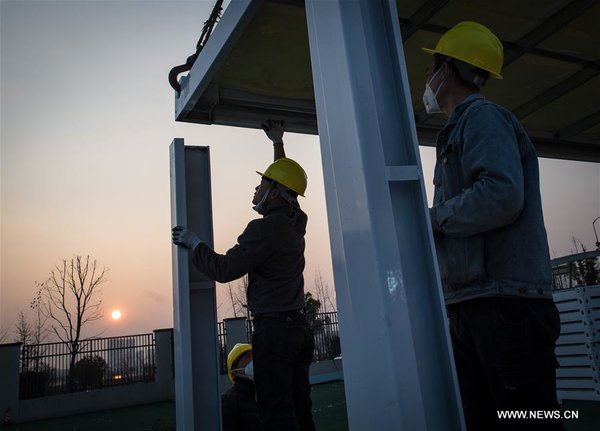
[305,0,464,429]
[170,140,222,431]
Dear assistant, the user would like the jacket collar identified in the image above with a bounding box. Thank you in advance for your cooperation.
[260,201,299,217]
[446,93,485,127]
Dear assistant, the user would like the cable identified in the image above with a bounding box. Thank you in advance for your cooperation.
[168,0,224,93]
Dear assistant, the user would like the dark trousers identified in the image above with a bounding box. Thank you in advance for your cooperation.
[252,313,316,431]
[447,298,564,431]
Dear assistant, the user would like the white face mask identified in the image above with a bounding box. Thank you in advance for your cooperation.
[252,182,273,213]
[244,361,254,381]
[232,360,254,382]
[422,66,446,114]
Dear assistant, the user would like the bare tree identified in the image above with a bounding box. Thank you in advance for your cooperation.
[15,300,49,345]
[0,326,9,344]
[314,269,336,313]
[34,255,108,390]
[29,302,49,346]
[15,307,49,372]
[226,283,240,318]
[571,236,600,286]
[226,275,249,319]
[14,311,32,345]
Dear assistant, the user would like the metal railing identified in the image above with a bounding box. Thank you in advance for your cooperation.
[309,312,341,362]
[217,312,341,375]
[217,321,227,375]
[19,333,156,399]
[551,250,600,291]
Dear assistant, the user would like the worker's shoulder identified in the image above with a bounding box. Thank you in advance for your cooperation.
[468,98,515,121]
[221,384,240,407]
[241,215,286,237]
[270,207,307,225]
[462,99,519,132]
[243,217,268,235]
[259,207,307,232]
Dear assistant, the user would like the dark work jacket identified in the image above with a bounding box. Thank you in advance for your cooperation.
[429,94,552,304]
[221,378,262,431]
[192,203,307,315]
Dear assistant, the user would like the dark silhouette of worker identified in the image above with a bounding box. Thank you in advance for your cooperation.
[222,343,262,431]
[172,120,316,431]
[424,21,563,430]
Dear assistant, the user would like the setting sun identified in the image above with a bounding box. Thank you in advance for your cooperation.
[111,310,122,320]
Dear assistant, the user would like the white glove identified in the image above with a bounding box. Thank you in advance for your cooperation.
[172,226,202,250]
[262,119,284,144]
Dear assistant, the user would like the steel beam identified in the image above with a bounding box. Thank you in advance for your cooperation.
[305,0,464,429]
[512,67,599,120]
[400,0,449,42]
[170,140,221,431]
[558,109,600,140]
[399,19,600,71]
[503,0,598,67]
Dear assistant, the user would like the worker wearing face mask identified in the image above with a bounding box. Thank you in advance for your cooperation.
[222,343,262,431]
[423,22,563,430]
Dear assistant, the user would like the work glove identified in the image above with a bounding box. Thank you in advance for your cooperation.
[172,226,202,250]
[262,119,284,144]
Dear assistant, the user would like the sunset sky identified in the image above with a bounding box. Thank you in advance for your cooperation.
[1,1,599,341]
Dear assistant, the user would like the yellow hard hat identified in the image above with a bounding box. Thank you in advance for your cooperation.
[422,21,503,79]
[227,343,252,383]
[256,158,307,197]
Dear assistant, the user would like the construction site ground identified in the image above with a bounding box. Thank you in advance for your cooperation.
[5,381,600,431]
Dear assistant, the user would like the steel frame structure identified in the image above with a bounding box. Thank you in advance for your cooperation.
[174,0,600,163]
[170,140,221,430]
[172,0,465,429]
[303,1,463,428]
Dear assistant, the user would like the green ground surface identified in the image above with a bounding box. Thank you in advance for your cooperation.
[5,383,599,430]
[5,381,349,431]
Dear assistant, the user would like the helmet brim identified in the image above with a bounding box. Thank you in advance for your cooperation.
[255,171,305,197]
[421,47,503,80]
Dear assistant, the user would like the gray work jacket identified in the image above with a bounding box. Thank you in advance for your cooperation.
[429,94,553,304]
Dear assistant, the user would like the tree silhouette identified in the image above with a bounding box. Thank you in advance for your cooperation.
[313,269,336,313]
[304,291,322,329]
[15,307,49,375]
[34,255,108,390]
[72,355,107,390]
[0,326,9,344]
[14,306,48,346]
[226,275,249,319]
[14,311,32,345]
[571,237,600,286]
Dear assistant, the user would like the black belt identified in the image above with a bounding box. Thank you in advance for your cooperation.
[254,308,306,321]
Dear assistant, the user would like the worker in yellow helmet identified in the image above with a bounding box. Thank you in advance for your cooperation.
[221,343,261,431]
[423,22,562,430]
[172,120,315,431]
